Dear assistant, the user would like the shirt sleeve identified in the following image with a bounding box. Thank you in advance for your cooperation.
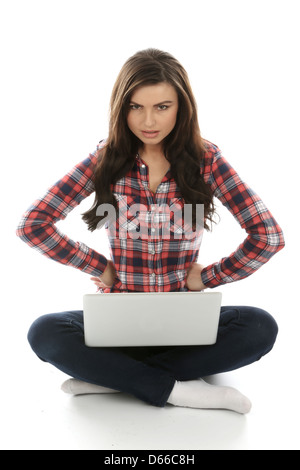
[200,143,285,288]
[16,142,108,277]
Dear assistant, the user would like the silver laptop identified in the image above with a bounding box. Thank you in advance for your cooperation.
[83,291,222,347]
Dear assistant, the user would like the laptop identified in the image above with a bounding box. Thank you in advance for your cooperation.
[83,291,222,347]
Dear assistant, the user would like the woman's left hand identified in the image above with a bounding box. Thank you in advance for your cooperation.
[185,263,207,291]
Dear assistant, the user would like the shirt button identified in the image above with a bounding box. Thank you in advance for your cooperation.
[149,248,155,254]
[141,164,146,169]
[151,228,156,233]
[150,273,156,279]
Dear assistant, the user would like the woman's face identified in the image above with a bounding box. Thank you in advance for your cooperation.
[127,82,179,149]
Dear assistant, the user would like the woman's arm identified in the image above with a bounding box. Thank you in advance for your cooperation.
[200,143,285,288]
[16,142,108,277]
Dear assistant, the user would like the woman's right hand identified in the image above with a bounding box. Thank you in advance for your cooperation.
[90,260,116,290]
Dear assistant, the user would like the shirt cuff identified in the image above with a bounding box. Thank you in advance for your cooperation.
[201,264,233,288]
[79,250,108,277]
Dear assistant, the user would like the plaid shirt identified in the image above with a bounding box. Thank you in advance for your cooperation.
[16,140,285,292]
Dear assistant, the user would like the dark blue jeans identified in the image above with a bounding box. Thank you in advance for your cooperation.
[27,306,278,407]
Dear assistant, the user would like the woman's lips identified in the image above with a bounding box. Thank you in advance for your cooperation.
[141,131,160,138]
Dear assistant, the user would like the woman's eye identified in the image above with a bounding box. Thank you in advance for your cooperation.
[158,105,169,110]
[129,104,141,110]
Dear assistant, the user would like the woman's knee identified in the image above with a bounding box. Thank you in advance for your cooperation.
[240,306,279,354]
[27,313,58,359]
[27,310,83,360]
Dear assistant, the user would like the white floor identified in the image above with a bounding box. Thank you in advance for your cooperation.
[2,289,299,451]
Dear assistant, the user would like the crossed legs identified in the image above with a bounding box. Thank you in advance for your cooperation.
[28,306,278,413]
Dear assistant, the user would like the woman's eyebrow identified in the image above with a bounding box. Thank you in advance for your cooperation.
[129,100,174,106]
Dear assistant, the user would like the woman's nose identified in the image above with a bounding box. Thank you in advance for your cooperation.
[143,110,156,128]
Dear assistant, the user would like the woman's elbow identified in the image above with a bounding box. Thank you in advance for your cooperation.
[267,226,285,255]
[16,210,43,245]
[16,214,30,241]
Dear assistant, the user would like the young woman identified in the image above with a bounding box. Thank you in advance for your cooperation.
[17,49,284,414]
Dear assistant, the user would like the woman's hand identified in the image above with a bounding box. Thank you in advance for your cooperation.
[185,263,207,291]
[90,260,116,290]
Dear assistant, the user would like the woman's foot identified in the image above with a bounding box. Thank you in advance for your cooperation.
[167,378,252,414]
[61,378,120,395]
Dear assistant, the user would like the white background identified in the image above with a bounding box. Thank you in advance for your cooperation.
[1,0,299,450]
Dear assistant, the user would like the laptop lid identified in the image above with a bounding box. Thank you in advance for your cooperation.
[83,291,222,347]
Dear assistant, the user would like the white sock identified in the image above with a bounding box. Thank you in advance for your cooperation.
[61,378,120,396]
[167,379,252,414]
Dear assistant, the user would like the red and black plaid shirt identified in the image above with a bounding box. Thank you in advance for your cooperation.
[16,140,285,292]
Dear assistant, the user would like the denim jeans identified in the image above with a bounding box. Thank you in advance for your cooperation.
[27,306,278,407]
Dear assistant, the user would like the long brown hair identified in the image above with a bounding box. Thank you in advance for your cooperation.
[82,48,215,231]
